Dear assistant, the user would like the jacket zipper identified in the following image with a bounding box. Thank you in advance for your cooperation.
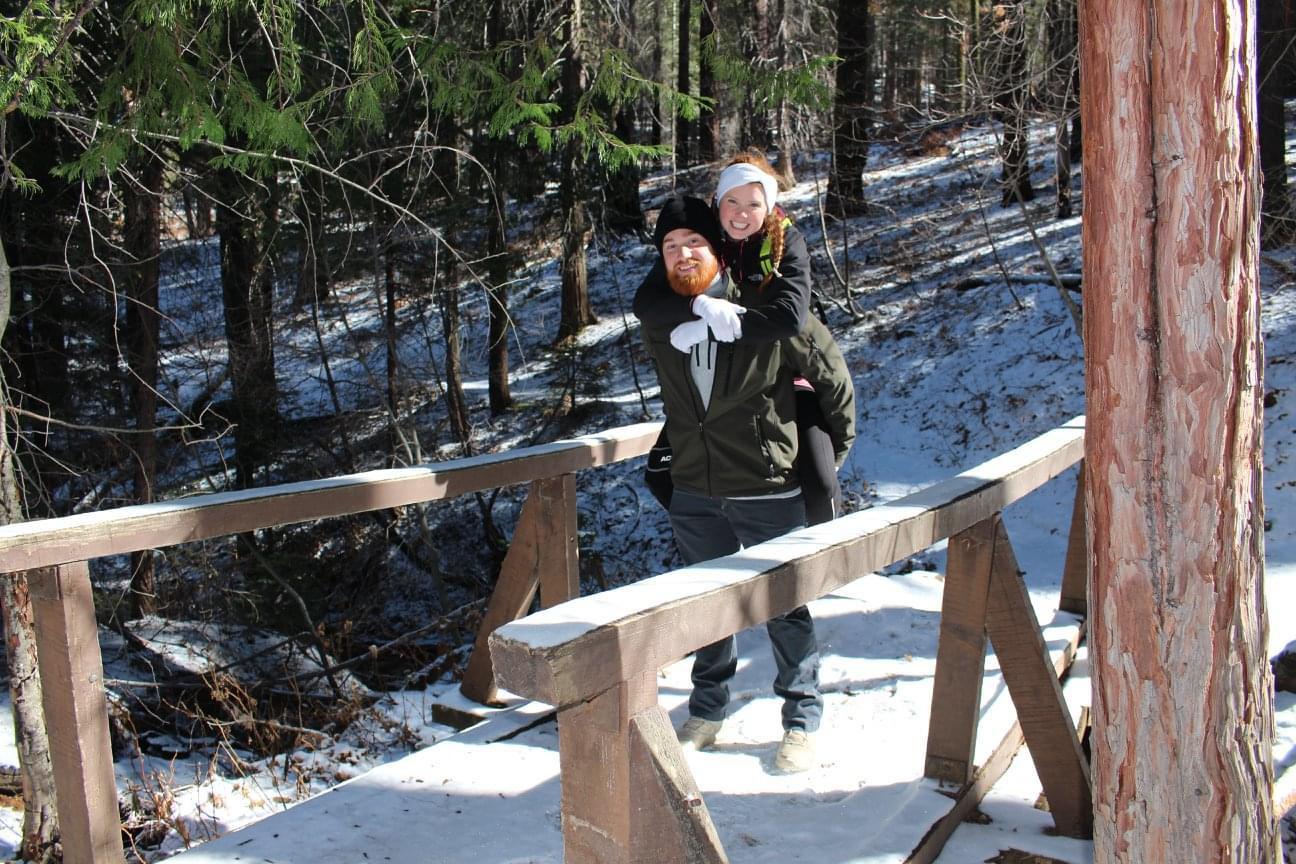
[683,344,714,497]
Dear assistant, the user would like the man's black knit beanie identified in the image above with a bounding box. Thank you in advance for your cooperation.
[652,195,722,255]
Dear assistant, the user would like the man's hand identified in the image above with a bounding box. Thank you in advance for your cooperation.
[669,319,710,352]
[691,294,745,342]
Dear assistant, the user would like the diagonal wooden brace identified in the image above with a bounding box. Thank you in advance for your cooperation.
[461,474,579,705]
[983,515,1093,838]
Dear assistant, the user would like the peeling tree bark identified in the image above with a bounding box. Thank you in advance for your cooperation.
[0,238,59,860]
[1080,2,1276,862]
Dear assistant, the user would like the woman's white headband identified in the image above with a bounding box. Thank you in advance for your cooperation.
[714,163,778,210]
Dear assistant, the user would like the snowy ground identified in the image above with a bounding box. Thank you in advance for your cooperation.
[0,118,1294,862]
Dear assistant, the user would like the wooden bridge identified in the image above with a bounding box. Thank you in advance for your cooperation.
[0,417,1094,863]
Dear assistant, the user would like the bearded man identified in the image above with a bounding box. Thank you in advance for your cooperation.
[637,195,855,774]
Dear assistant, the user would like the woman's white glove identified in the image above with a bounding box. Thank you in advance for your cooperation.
[669,319,710,352]
[691,294,745,342]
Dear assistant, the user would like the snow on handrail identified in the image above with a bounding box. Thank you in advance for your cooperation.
[0,422,662,573]
[490,416,1085,709]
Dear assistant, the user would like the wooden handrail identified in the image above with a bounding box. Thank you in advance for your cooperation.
[5,420,663,862]
[0,422,661,573]
[490,416,1085,708]
[487,416,1088,864]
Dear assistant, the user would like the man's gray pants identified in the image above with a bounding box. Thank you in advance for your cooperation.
[668,488,823,733]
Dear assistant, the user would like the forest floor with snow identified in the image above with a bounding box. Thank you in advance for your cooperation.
[0,115,1294,862]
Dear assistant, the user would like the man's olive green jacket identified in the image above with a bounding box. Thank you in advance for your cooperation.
[642,278,856,499]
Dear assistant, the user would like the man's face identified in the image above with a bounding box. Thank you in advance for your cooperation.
[661,227,720,297]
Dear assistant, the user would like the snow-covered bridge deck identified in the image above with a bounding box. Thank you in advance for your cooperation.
[164,578,1090,864]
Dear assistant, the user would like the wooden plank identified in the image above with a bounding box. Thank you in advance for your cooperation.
[0,422,661,573]
[907,619,1085,864]
[984,517,1092,838]
[491,418,1086,708]
[924,518,995,785]
[28,563,124,863]
[461,476,577,705]
[536,474,579,608]
[1059,466,1087,615]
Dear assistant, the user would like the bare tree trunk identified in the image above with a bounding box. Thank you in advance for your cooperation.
[483,0,514,416]
[486,214,513,415]
[384,258,398,417]
[1259,0,1294,245]
[698,0,718,164]
[438,262,472,445]
[216,170,280,488]
[1047,0,1079,218]
[602,2,647,233]
[1080,2,1277,861]
[557,0,596,342]
[829,0,871,214]
[883,20,898,118]
[293,170,333,308]
[603,107,646,232]
[938,11,957,113]
[961,0,980,113]
[433,116,460,199]
[771,0,795,187]
[651,0,663,148]
[4,124,71,427]
[745,0,771,150]
[677,0,693,166]
[0,238,59,861]
[991,2,1033,205]
[125,153,164,616]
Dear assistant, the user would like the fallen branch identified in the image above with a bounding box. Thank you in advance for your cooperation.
[950,273,1082,292]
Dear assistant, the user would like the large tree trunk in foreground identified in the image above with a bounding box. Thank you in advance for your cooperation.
[1080,2,1276,862]
[0,238,59,861]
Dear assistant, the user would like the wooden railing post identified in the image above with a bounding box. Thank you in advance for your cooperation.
[27,562,124,863]
[924,518,995,785]
[536,473,579,609]
[461,474,579,705]
[1059,463,1088,615]
[557,671,726,864]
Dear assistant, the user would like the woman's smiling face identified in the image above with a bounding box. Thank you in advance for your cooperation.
[717,181,769,241]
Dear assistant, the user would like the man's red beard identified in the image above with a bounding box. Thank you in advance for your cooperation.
[666,254,721,297]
